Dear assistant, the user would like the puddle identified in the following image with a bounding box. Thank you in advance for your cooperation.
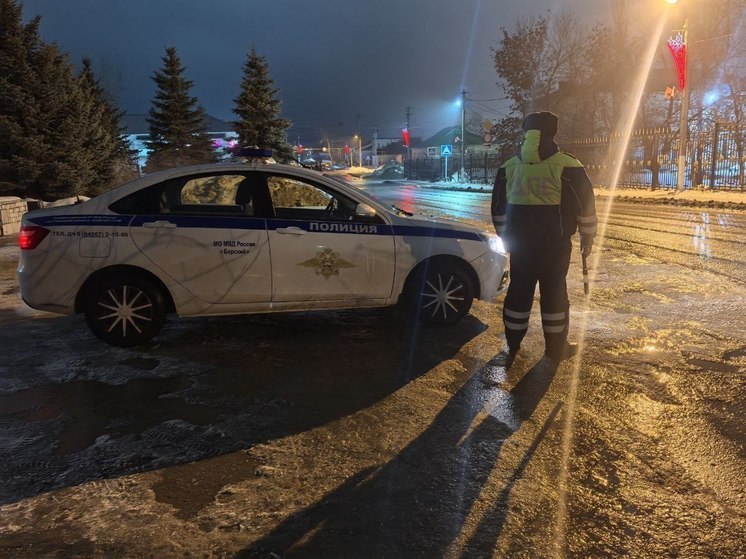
[0,375,222,455]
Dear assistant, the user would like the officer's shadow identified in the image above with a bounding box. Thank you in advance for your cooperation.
[480,351,562,427]
[239,355,562,558]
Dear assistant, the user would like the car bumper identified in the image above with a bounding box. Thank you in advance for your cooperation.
[18,252,80,315]
[470,250,509,301]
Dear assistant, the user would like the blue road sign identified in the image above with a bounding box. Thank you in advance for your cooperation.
[440,144,453,157]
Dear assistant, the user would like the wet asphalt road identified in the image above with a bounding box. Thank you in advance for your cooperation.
[0,188,744,558]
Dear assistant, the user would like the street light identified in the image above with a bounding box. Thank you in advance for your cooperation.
[460,89,467,182]
[353,134,362,167]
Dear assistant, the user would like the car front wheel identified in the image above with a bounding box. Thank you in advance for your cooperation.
[408,261,474,325]
[84,274,166,347]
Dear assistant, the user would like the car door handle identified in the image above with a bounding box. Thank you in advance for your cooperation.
[142,220,177,229]
[276,227,306,235]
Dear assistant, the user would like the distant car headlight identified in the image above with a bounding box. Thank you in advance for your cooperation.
[478,231,506,255]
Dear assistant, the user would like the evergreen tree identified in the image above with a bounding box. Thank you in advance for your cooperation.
[0,0,46,196]
[1,0,134,198]
[0,7,89,198]
[232,48,292,159]
[146,47,216,172]
[78,58,137,193]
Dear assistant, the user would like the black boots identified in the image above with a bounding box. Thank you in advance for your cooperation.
[545,342,578,364]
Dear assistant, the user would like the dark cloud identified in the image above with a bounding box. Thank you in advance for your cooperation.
[22,0,606,144]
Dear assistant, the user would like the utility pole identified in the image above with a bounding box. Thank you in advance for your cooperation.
[405,106,412,172]
[372,125,378,168]
[356,113,362,167]
[676,20,689,193]
[666,0,690,192]
[460,89,467,182]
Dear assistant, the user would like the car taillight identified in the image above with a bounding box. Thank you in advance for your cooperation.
[19,225,50,250]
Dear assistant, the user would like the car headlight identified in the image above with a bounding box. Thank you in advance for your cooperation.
[477,231,506,254]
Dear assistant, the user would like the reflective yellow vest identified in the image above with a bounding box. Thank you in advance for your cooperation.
[503,130,584,206]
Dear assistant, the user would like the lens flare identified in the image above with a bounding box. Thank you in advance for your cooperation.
[553,11,671,557]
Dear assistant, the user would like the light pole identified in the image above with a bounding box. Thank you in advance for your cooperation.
[460,89,467,182]
[372,125,378,168]
[354,134,362,167]
[666,0,689,192]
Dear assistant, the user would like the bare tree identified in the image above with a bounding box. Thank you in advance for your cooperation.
[491,9,591,150]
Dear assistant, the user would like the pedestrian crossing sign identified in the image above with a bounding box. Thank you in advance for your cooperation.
[440,144,453,157]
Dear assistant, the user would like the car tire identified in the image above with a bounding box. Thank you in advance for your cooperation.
[84,273,166,347]
[408,260,474,325]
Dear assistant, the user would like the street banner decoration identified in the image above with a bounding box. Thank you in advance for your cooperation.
[401,128,410,148]
[667,29,687,90]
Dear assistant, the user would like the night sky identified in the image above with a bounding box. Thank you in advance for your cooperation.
[21,0,608,145]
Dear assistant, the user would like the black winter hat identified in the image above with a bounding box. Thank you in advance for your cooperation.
[522,111,559,138]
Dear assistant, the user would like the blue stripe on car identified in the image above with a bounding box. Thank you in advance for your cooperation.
[29,214,482,241]
[29,215,133,227]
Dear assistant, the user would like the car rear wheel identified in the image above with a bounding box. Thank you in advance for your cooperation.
[408,261,474,325]
[84,274,166,347]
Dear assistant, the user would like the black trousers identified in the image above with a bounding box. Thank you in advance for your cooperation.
[502,244,571,356]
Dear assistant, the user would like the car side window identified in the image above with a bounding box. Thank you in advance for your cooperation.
[171,174,245,215]
[109,180,173,215]
[266,175,356,221]
[110,174,247,216]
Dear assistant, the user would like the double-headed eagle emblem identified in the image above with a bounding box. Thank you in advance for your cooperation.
[298,247,356,278]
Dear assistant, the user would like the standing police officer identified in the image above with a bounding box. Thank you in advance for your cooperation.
[491,111,597,363]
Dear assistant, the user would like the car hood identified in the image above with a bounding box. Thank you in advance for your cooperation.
[402,213,483,235]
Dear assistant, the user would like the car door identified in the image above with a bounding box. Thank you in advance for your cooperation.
[263,173,396,303]
[125,172,271,304]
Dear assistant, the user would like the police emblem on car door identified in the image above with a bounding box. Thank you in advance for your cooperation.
[298,247,356,278]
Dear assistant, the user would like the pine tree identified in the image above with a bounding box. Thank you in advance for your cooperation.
[233,48,292,159]
[145,47,216,172]
[0,6,89,198]
[0,0,46,196]
[1,0,134,198]
[78,58,137,194]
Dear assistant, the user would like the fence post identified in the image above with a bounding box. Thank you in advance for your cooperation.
[709,120,720,190]
[653,132,660,190]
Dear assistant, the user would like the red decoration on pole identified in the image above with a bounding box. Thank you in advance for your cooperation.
[668,30,687,90]
[401,128,410,147]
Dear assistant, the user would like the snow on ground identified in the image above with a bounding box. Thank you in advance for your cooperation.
[332,166,746,206]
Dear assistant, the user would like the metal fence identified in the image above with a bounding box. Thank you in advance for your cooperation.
[405,153,504,185]
[405,123,745,191]
[562,123,745,191]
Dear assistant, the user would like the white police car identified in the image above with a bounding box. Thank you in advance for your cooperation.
[18,153,508,346]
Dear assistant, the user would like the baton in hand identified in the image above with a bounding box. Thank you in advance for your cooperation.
[582,253,590,295]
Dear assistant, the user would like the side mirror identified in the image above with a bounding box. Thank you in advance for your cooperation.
[354,203,377,218]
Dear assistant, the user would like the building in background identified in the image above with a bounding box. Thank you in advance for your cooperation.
[121,114,238,173]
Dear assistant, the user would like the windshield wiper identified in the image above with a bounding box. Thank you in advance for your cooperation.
[392,205,414,217]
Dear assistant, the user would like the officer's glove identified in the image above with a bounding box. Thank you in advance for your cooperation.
[580,237,593,258]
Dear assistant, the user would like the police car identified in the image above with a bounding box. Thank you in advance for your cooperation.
[18,152,508,346]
